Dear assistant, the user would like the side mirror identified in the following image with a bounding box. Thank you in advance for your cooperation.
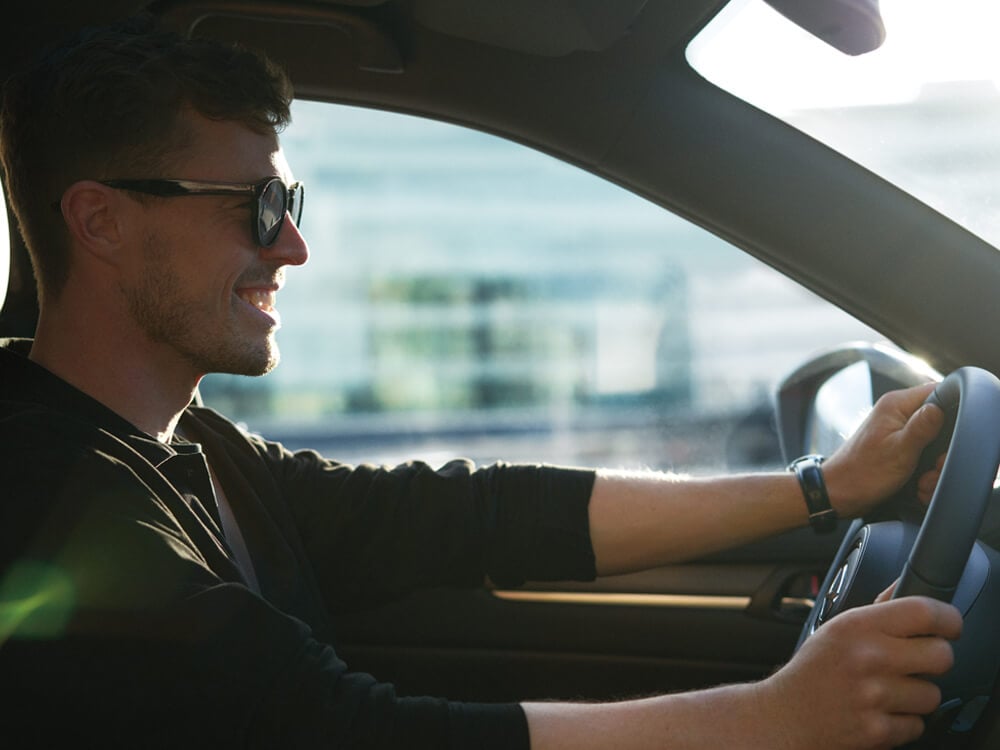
[775,342,940,463]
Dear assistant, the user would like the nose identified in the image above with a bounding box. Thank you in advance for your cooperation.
[262,212,309,267]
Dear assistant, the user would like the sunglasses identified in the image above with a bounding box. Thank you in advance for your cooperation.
[98,177,304,247]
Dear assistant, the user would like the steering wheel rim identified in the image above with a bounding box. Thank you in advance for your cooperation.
[796,367,1000,744]
[893,368,1000,601]
[796,367,1000,684]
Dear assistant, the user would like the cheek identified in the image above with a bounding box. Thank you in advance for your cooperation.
[203,261,244,306]
[142,242,231,313]
[143,207,255,306]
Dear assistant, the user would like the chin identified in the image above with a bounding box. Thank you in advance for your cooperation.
[192,336,280,378]
[239,343,280,377]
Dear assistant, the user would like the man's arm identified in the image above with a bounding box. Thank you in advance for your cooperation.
[589,382,944,575]
[532,382,953,750]
[524,591,961,750]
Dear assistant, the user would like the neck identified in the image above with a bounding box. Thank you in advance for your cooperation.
[31,303,200,443]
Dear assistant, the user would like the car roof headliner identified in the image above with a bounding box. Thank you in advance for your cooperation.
[5,0,1000,377]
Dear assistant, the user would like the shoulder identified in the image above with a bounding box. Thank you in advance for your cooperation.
[185,403,271,450]
[183,403,316,474]
[0,403,173,531]
[0,402,197,556]
[0,400,126,475]
[0,406,220,619]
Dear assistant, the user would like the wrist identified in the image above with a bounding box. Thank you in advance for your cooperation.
[787,454,838,533]
[817,453,866,518]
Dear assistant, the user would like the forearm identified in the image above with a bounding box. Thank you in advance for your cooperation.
[524,594,960,750]
[588,469,805,575]
[523,683,776,750]
[588,384,944,576]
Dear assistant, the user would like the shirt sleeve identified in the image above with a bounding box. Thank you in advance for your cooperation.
[247,437,599,612]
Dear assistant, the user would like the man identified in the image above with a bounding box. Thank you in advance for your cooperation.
[0,16,957,749]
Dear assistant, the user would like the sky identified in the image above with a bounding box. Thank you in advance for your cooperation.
[688,0,1000,114]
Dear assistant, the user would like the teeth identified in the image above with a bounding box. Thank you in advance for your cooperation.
[239,289,276,312]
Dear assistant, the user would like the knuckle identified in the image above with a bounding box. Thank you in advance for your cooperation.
[822,626,877,669]
[873,390,897,409]
[856,643,888,672]
[858,679,889,708]
[910,595,935,618]
[859,714,894,747]
[857,714,925,748]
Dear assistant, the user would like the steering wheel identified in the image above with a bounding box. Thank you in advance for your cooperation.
[795,367,1000,745]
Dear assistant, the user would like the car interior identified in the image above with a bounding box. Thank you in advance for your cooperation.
[7,0,1000,747]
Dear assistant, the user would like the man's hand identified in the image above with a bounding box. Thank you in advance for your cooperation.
[762,596,962,750]
[823,383,945,518]
[524,594,961,750]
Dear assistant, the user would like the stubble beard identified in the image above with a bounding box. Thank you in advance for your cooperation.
[123,234,280,377]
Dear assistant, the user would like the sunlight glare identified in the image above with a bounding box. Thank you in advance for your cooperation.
[688,0,1000,115]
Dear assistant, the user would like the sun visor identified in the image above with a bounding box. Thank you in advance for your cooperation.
[162,2,403,73]
[413,0,649,57]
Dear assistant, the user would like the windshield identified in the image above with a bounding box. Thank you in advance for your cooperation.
[688,0,1000,249]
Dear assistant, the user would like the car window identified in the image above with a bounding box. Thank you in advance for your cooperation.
[199,101,880,472]
[688,0,1000,250]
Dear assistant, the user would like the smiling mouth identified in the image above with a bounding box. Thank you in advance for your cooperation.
[237,289,277,313]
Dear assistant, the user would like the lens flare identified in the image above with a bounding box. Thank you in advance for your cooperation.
[0,560,75,644]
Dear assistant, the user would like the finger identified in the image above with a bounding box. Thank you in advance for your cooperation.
[917,469,941,504]
[877,382,936,422]
[862,597,963,640]
[875,580,898,603]
[883,675,943,716]
[888,636,956,677]
[879,713,931,749]
[842,627,955,680]
[897,401,945,453]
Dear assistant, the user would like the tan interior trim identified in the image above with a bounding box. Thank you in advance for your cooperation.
[491,590,816,611]
[491,590,752,610]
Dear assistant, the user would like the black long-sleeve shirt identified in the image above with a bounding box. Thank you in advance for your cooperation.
[0,339,597,748]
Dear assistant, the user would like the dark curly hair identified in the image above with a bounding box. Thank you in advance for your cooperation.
[0,15,294,303]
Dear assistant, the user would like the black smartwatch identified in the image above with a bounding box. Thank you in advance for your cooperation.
[788,454,838,533]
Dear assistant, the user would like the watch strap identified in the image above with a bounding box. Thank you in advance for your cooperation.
[788,454,838,533]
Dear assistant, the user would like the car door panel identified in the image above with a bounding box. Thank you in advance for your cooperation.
[334,526,840,701]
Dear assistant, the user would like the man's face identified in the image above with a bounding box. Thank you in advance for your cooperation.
[118,112,309,378]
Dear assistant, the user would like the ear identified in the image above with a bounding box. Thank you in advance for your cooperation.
[58,180,129,266]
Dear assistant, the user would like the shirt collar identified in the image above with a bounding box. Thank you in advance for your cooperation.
[0,337,187,466]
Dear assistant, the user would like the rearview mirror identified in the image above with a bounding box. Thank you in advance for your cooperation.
[763,0,886,56]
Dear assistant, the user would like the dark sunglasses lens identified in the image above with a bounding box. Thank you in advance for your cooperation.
[257,179,287,246]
